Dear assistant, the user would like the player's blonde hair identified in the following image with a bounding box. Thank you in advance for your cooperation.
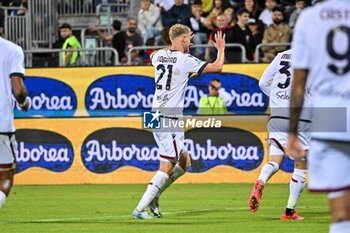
[169,24,191,41]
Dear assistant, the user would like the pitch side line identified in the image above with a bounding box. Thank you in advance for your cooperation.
[0,206,328,224]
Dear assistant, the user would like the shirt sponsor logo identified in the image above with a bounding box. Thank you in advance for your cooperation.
[15,129,74,173]
[14,77,77,117]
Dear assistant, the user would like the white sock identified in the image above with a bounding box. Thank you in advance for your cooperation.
[330,221,350,233]
[158,164,186,197]
[136,171,169,211]
[258,161,279,183]
[0,191,6,208]
[287,169,307,209]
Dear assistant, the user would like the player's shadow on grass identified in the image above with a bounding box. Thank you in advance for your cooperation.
[261,210,330,221]
[167,208,233,217]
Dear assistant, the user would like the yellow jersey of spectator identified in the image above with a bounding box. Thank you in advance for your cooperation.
[59,23,82,66]
[198,95,228,114]
[197,79,231,115]
[62,35,81,66]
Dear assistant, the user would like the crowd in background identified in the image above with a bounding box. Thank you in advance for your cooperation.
[86,0,309,65]
[0,0,28,15]
[0,0,310,66]
[0,0,28,35]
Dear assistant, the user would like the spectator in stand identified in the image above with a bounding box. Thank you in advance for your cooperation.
[138,0,163,43]
[201,0,214,16]
[159,27,172,46]
[187,0,207,57]
[10,0,27,16]
[144,37,157,65]
[89,19,122,42]
[154,0,191,11]
[59,23,82,67]
[205,14,231,62]
[204,0,234,30]
[154,0,175,11]
[261,7,292,63]
[198,78,231,115]
[89,20,121,65]
[247,18,263,57]
[161,0,192,28]
[112,17,143,64]
[226,8,254,63]
[282,0,296,23]
[258,0,277,27]
[243,0,262,21]
[288,0,305,29]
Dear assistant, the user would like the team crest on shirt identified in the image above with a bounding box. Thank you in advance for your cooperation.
[187,55,202,65]
[194,56,203,65]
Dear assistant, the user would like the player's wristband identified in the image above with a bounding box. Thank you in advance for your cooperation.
[18,99,28,108]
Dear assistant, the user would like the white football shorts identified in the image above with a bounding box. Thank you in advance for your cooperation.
[267,118,310,157]
[153,117,186,163]
[0,134,17,171]
[153,118,185,163]
[308,139,350,192]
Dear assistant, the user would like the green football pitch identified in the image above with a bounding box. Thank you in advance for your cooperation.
[0,184,329,233]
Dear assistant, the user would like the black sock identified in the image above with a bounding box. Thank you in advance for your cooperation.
[286,208,294,216]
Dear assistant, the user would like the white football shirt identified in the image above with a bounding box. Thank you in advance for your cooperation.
[151,49,208,115]
[0,37,25,133]
[292,0,350,141]
[259,49,312,120]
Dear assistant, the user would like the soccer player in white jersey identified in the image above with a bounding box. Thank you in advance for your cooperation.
[132,24,226,219]
[0,37,29,208]
[287,0,350,232]
[248,49,312,220]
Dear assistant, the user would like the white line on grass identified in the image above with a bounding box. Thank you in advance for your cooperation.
[0,206,328,225]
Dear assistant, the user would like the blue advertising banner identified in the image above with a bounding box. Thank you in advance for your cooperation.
[15,129,75,173]
[80,127,265,174]
[14,77,77,117]
[85,74,154,116]
[280,157,295,173]
[84,73,269,116]
[186,127,264,172]
[185,73,268,114]
[16,67,269,117]
[14,116,297,185]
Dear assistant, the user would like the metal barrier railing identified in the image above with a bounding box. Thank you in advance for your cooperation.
[2,1,57,50]
[127,44,247,65]
[255,43,291,63]
[2,7,30,50]
[24,47,119,68]
[57,1,132,16]
[29,0,57,48]
[57,0,95,15]
[96,2,130,15]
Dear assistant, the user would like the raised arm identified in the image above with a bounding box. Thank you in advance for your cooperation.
[203,31,225,73]
[90,25,113,41]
